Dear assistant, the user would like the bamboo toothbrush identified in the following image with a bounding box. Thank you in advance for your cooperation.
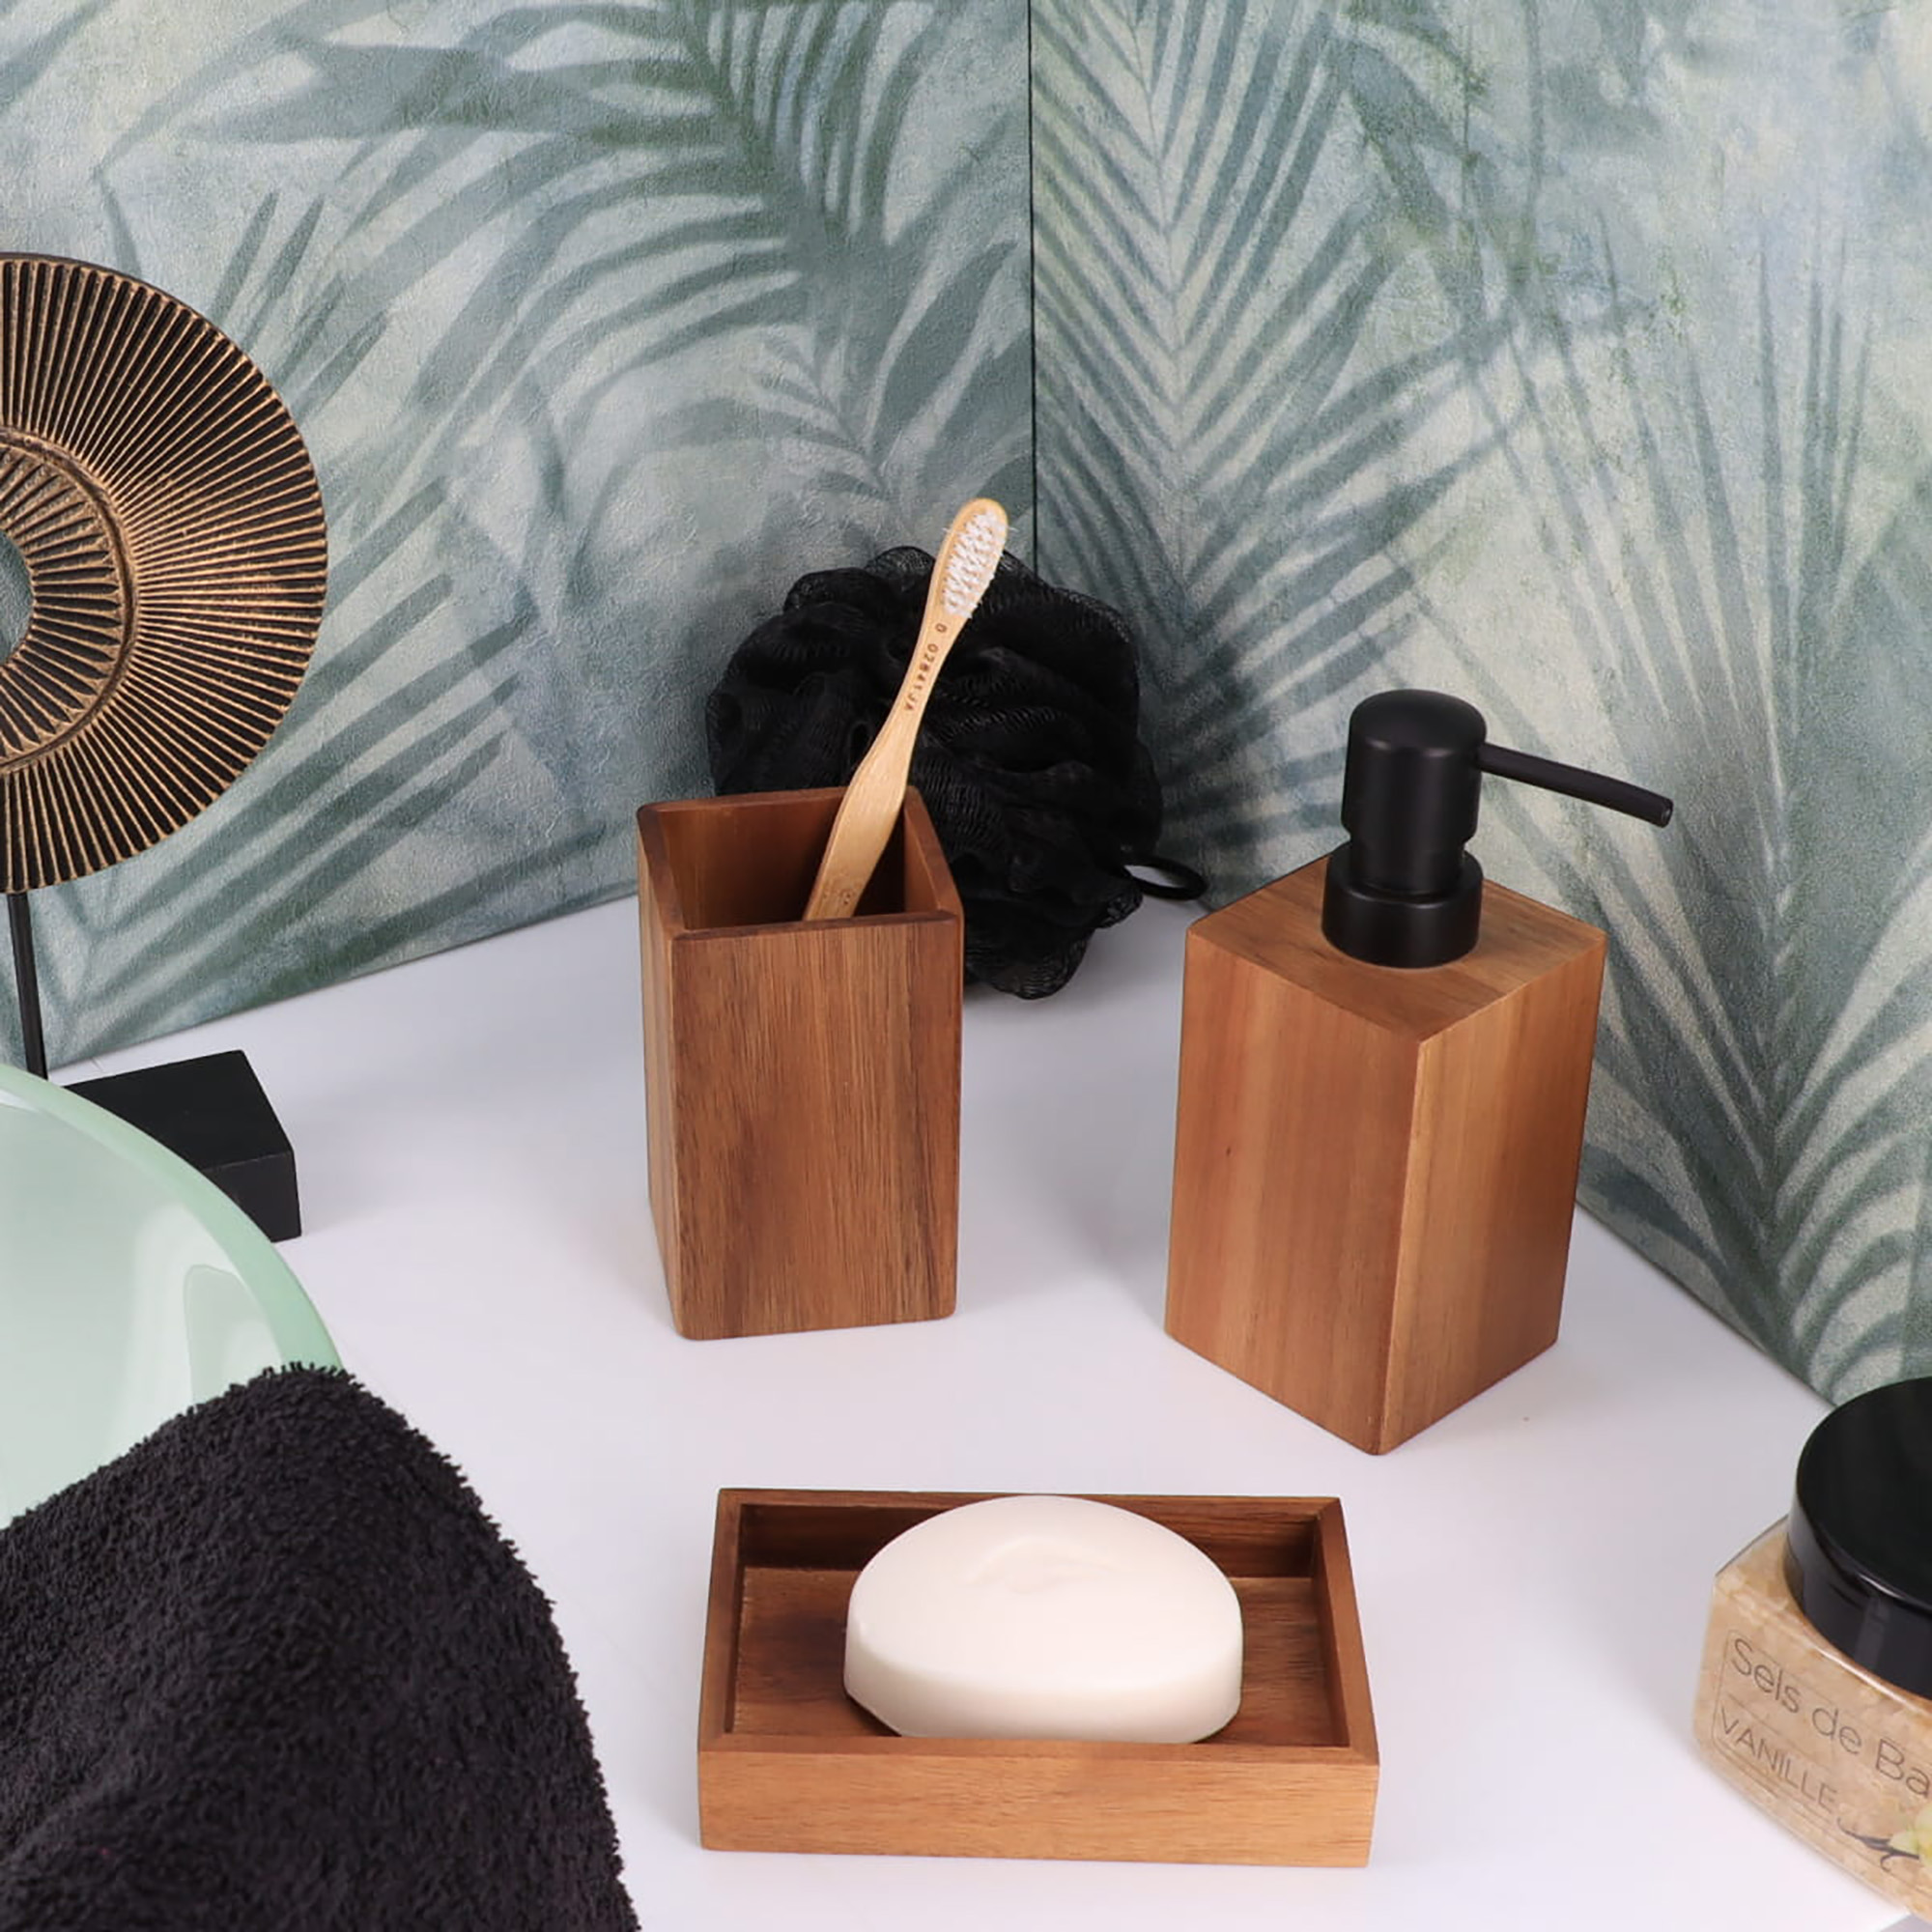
[802,497,1009,920]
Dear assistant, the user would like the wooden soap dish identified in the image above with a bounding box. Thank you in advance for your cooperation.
[698,1489,1378,1866]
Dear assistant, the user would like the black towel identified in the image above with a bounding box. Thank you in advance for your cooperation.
[0,1366,639,1931]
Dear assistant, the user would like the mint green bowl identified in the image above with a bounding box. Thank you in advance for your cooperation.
[0,1063,337,1523]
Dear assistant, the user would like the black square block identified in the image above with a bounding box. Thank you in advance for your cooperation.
[68,1049,300,1242]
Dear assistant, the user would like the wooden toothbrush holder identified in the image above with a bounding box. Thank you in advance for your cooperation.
[636,788,962,1339]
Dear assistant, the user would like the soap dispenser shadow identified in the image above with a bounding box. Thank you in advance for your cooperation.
[1164,691,1671,1454]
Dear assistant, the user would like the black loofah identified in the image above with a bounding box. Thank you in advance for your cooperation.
[707,548,1199,997]
[0,1367,638,1931]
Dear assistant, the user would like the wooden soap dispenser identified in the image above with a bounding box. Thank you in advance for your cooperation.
[1165,690,1672,1453]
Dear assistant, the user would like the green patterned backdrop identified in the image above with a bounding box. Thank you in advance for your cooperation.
[7,0,1932,1397]
[0,0,1031,1058]
[1034,0,1932,1399]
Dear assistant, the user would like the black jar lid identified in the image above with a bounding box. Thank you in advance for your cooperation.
[1787,1378,1932,1698]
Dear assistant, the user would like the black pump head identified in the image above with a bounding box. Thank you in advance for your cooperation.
[1320,690,1672,969]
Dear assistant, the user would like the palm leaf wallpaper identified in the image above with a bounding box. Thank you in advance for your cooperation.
[0,0,1031,1056]
[5,0,1932,1393]
[1034,0,1932,1397]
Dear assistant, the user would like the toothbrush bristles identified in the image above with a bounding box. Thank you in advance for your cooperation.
[940,505,1008,618]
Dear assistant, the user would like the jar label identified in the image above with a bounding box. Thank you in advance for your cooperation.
[1703,1622,1932,1908]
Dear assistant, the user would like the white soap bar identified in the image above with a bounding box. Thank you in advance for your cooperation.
[842,1494,1243,1743]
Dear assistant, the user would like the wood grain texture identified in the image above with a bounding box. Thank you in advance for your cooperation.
[1693,1526,1932,1916]
[637,789,961,1339]
[697,1488,1378,1866]
[1165,857,1606,1453]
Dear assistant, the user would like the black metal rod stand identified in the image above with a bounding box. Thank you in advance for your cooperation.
[7,891,47,1077]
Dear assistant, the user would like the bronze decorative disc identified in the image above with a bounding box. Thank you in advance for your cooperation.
[0,254,327,893]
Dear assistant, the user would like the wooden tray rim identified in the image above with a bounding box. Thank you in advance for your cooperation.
[699,1486,1378,1767]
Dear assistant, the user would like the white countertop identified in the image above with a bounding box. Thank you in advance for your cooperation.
[70,891,1912,1931]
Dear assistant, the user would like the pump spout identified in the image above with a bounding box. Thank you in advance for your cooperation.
[1476,743,1673,827]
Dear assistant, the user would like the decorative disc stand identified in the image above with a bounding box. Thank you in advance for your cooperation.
[0,255,327,1242]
